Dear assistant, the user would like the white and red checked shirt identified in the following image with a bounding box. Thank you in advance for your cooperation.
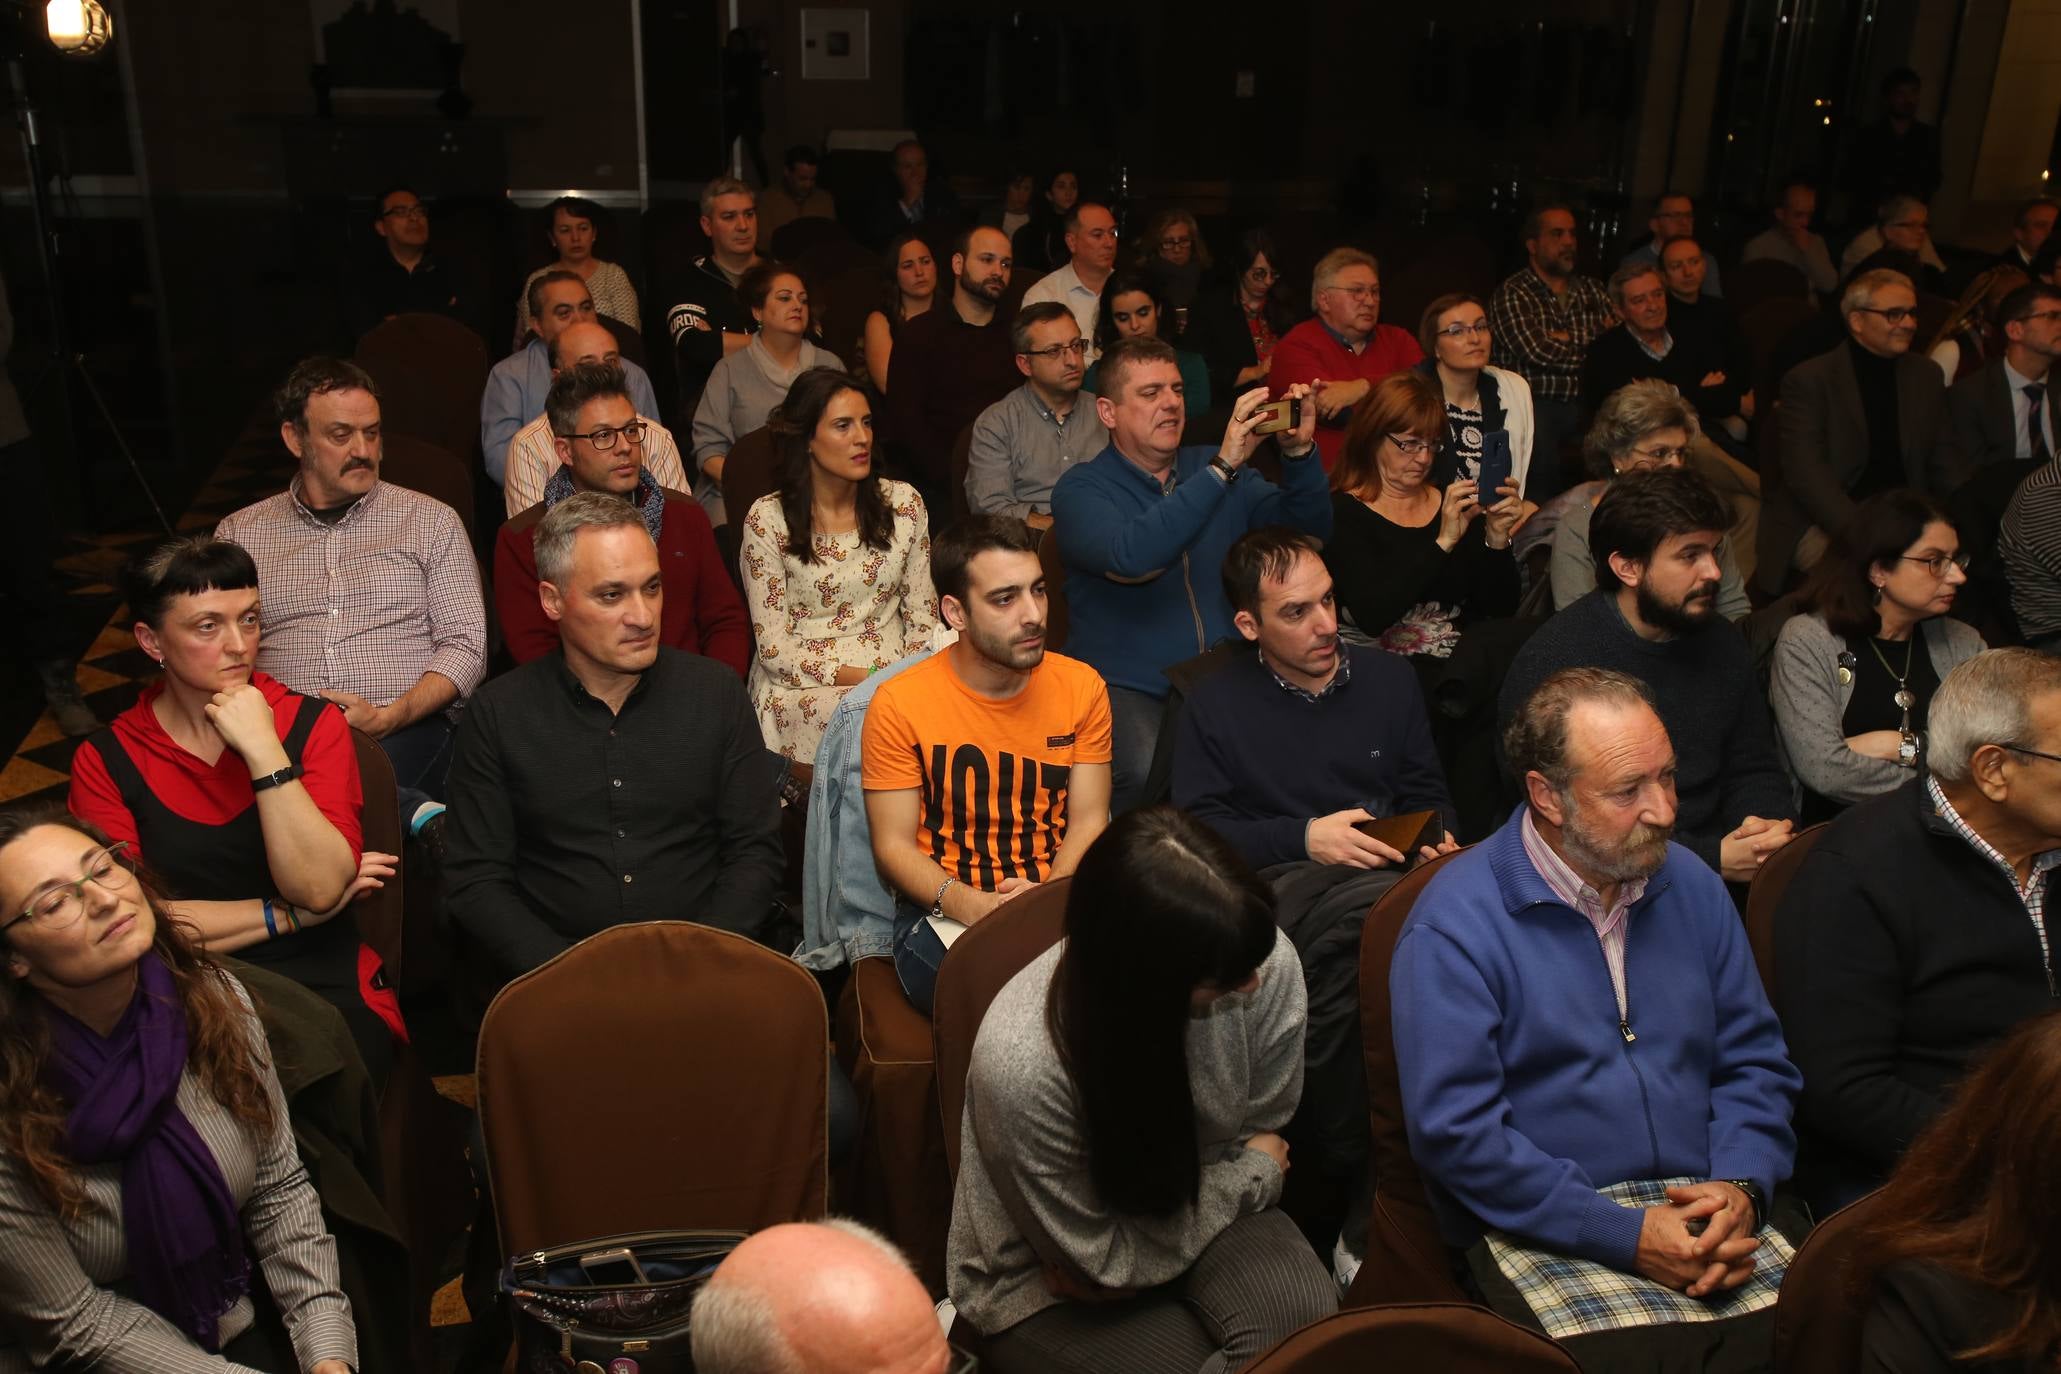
[216,476,485,709]
[1520,807,1648,1020]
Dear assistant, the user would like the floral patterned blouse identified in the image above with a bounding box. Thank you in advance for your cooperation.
[740,479,940,761]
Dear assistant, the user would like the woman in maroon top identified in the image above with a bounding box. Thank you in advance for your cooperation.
[67,538,398,1070]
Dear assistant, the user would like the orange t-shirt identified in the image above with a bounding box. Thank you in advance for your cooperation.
[861,650,1113,889]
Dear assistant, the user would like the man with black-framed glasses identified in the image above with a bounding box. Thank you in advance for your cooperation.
[964,303,1109,526]
[350,184,475,336]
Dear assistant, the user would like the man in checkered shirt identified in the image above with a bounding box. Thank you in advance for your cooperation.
[217,357,485,801]
[1487,205,1616,502]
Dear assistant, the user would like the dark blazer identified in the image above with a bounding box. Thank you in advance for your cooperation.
[1761,341,1954,584]
[1862,1260,2040,1374]
[1184,283,1265,402]
[1944,355,2059,473]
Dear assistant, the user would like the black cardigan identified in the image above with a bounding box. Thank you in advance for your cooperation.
[1322,491,1520,642]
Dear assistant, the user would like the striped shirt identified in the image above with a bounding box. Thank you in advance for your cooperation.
[0,975,356,1372]
[1927,774,2059,990]
[216,476,485,709]
[2001,455,2061,638]
[501,411,689,516]
[1520,807,1648,1019]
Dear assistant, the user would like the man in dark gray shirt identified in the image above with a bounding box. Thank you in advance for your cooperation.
[443,492,784,981]
[963,302,1110,525]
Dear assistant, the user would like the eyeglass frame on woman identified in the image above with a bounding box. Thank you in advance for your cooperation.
[1384,434,1435,456]
[556,420,649,450]
[1435,320,1491,339]
[1622,443,1690,468]
[6,842,138,934]
[1898,550,1971,577]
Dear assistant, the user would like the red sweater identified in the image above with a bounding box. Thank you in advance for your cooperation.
[1269,319,1424,469]
[494,490,752,677]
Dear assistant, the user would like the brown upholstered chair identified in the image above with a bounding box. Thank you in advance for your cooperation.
[347,727,404,984]
[476,922,830,1254]
[1742,820,1828,1001]
[377,433,475,539]
[597,313,647,370]
[1727,257,1811,317]
[835,958,951,1291]
[933,877,1072,1182]
[1245,1302,1583,1372]
[354,312,490,464]
[1773,1190,1888,1374]
[1036,524,1069,653]
[720,424,781,528]
[1346,847,1471,1307]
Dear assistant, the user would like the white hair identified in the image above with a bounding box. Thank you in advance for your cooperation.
[1927,649,2061,783]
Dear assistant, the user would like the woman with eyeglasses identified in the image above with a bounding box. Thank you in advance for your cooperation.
[1135,207,1212,334]
[513,194,639,349]
[949,807,1337,1372]
[859,231,937,393]
[1413,293,1535,492]
[0,806,359,1374]
[1770,488,1983,824]
[1549,380,1753,618]
[1083,269,1211,419]
[65,538,398,1076]
[691,262,843,529]
[1184,228,1293,404]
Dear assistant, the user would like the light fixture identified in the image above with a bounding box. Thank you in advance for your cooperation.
[46,0,115,56]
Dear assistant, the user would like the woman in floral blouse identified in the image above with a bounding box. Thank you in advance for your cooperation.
[740,368,939,761]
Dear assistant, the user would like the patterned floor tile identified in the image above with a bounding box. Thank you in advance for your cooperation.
[0,755,68,803]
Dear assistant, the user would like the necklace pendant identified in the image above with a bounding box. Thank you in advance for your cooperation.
[1895,688,1915,710]
[1837,665,1852,685]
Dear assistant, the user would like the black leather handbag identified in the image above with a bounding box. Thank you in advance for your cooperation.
[502,1229,745,1373]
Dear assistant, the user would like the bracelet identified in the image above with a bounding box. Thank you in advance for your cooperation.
[930,876,958,918]
[1209,456,1239,484]
[281,902,302,935]
[261,898,278,939]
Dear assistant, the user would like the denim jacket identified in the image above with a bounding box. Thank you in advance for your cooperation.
[796,650,935,970]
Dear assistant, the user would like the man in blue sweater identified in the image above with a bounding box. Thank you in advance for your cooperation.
[1394,666,1801,1348]
[1052,336,1331,811]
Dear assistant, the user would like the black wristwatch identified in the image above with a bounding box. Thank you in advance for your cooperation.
[250,764,304,793]
[1721,1179,1765,1230]
[1209,455,1240,484]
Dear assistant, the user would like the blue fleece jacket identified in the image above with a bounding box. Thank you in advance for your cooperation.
[1050,442,1331,698]
[1390,809,1800,1271]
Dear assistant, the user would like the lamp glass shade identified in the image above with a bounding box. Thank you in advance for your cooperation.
[46,0,113,54]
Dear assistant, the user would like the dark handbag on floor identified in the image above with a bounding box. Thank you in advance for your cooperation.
[502,1229,745,1373]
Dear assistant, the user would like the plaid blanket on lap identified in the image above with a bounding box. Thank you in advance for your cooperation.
[1484,1177,1794,1339]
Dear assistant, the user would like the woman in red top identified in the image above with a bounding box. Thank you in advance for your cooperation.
[67,537,398,1071]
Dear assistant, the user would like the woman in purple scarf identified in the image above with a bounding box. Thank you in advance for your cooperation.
[0,806,355,1373]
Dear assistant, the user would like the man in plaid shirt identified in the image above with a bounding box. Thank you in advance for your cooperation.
[1488,205,1616,501]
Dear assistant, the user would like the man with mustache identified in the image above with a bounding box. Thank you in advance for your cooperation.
[963,303,1109,528]
[1394,667,1803,1358]
[861,515,1112,1011]
[1499,468,1796,882]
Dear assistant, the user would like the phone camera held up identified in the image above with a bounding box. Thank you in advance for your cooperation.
[1250,397,1301,436]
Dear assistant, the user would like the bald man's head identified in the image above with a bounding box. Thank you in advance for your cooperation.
[550,321,623,374]
[691,1220,948,1374]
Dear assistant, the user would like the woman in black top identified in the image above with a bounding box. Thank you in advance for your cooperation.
[1010,167,1079,276]
[1184,228,1295,404]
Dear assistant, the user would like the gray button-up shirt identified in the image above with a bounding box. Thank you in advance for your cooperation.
[964,383,1111,518]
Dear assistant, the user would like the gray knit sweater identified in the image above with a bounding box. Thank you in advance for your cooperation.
[945,930,1305,1335]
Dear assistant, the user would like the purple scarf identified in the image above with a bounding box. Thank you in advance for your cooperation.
[42,955,250,1350]
[542,464,667,545]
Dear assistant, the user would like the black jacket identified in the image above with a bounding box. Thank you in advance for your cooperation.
[1773,778,2059,1210]
[1862,1260,2041,1374]
[664,256,754,413]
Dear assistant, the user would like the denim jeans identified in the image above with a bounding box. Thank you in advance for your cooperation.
[377,714,456,804]
[892,909,948,1015]
[1106,684,1169,815]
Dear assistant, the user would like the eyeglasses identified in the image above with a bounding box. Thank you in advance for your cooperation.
[1436,320,1491,339]
[1855,306,1919,325]
[5,843,136,934]
[2014,309,2061,326]
[1021,340,1089,361]
[1385,435,1434,455]
[1244,265,1277,283]
[1329,284,1381,300]
[381,204,427,221]
[1623,444,1690,468]
[1159,235,1193,250]
[1998,743,2061,766]
[1899,550,1972,577]
[557,421,648,450]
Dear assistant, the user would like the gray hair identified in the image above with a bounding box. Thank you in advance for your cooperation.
[1504,667,1657,794]
[1607,261,1665,307]
[1583,379,1701,477]
[699,175,755,220]
[533,490,652,588]
[689,1219,915,1374]
[1310,246,1379,310]
[1843,266,1916,316]
[1925,649,2061,783]
[525,268,587,325]
[1876,193,1927,231]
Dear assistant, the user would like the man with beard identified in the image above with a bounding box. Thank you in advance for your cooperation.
[1394,667,1802,1362]
[1499,468,1796,881]
[882,224,1020,515]
[963,302,1108,526]
[1488,205,1617,500]
[861,515,1113,1011]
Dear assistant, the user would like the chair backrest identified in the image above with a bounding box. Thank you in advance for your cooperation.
[721,424,781,527]
[1352,846,1470,1304]
[1743,820,1829,1001]
[947,421,975,528]
[354,312,491,463]
[1740,297,1822,405]
[770,214,854,263]
[1036,523,1069,653]
[1246,1302,1583,1373]
[1728,257,1811,316]
[377,434,475,538]
[476,921,829,1255]
[932,878,1072,1181]
[1773,1190,1888,1374]
[347,727,403,982]
[598,313,647,371]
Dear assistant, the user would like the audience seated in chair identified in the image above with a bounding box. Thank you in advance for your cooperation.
[349,186,472,339]
[494,361,747,675]
[0,807,359,1374]
[756,143,838,244]
[1009,167,1078,278]
[1415,292,1537,493]
[1742,178,1839,303]
[863,516,1111,1013]
[1619,191,1725,297]
[1580,263,1748,443]
[1775,649,2061,1214]
[1084,269,1212,419]
[1487,205,1618,501]
[664,176,765,418]
[1942,281,2059,474]
[1020,201,1119,361]
[2001,447,2061,653]
[444,493,783,985]
[511,195,640,352]
[964,302,1107,526]
[948,806,1339,1372]
[500,320,688,515]
[481,272,662,488]
[67,536,399,1074]
[1839,194,1947,291]
[864,138,961,250]
[217,357,484,807]
[1184,228,1294,406]
[861,230,938,394]
[1266,248,1423,470]
[1394,668,1803,1365]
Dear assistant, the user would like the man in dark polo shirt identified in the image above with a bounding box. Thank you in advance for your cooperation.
[445,491,783,982]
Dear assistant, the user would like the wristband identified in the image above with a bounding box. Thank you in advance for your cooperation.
[262,898,279,939]
[1209,456,1239,484]
[281,902,302,935]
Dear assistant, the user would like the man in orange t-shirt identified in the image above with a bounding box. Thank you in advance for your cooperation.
[863,515,1113,1010]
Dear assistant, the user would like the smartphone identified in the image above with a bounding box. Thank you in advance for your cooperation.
[1250,397,1301,436]
[578,1247,649,1286]
[1476,429,1515,502]
[1352,809,1444,860]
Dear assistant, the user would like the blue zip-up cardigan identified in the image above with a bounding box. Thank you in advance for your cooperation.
[1049,442,1331,698]
[1390,809,1801,1271]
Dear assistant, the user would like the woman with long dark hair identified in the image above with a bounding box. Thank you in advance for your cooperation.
[0,806,356,1372]
[860,231,937,392]
[1860,1010,2061,1372]
[739,367,937,761]
[1184,227,1294,404]
[1770,488,1982,824]
[1012,167,1081,276]
[1083,269,1212,417]
[948,807,1336,1373]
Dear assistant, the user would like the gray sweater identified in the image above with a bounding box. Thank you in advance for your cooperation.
[689,336,842,526]
[946,930,1305,1335]
[1769,611,1984,805]
[1550,483,1753,620]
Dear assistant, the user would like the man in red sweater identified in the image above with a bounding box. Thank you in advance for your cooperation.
[494,361,749,676]
[1269,247,1424,468]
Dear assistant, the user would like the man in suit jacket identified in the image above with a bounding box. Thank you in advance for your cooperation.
[1943,281,2061,473]
[1758,268,1956,593]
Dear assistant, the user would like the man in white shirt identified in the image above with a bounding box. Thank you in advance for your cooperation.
[502,321,689,514]
[1021,202,1119,363]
